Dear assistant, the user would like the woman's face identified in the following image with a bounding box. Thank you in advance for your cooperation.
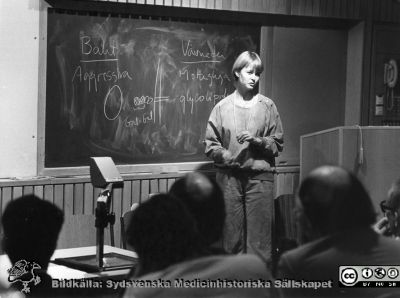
[235,62,261,92]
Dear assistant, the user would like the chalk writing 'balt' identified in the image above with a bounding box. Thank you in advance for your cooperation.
[181,40,225,61]
[81,36,118,57]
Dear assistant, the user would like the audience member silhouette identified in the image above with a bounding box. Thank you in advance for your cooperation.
[169,172,226,253]
[2,195,64,296]
[374,177,400,238]
[277,166,400,298]
[124,189,279,298]
[126,193,207,278]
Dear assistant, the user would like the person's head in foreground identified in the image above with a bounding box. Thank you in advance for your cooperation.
[169,172,225,250]
[126,193,206,277]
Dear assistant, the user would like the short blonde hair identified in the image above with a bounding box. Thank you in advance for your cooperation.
[232,51,264,81]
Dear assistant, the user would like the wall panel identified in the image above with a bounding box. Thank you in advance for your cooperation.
[0,168,299,249]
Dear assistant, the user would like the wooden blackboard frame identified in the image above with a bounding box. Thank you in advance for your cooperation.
[37,3,262,176]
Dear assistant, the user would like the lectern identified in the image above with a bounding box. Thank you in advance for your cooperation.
[300,126,400,212]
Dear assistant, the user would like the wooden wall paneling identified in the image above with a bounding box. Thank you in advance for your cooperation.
[43,184,54,203]
[83,182,94,215]
[140,179,150,202]
[34,185,44,198]
[304,0,313,16]
[132,180,141,205]
[112,187,123,246]
[291,0,300,15]
[167,178,176,191]
[345,0,353,19]
[331,0,339,17]
[112,187,123,217]
[92,187,102,214]
[354,0,361,19]
[319,0,327,17]
[150,179,159,194]
[13,187,23,199]
[339,0,347,18]
[231,0,239,11]
[246,0,253,11]
[1,187,12,215]
[276,0,288,14]
[221,0,230,10]
[312,0,321,17]
[253,0,264,13]
[191,0,199,8]
[372,0,380,21]
[261,0,269,14]
[122,180,133,212]
[206,0,215,9]
[158,178,168,193]
[325,0,334,17]
[197,0,205,8]
[293,172,300,193]
[23,186,34,196]
[54,184,64,211]
[74,183,84,215]
[341,0,348,19]
[280,173,291,195]
[238,0,246,11]
[64,184,74,215]
[274,173,282,198]
[348,0,359,19]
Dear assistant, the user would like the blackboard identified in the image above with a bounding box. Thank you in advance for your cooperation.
[45,10,259,168]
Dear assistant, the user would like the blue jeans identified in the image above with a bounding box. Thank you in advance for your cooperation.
[216,171,274,261]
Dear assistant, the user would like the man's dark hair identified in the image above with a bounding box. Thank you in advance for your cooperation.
[2,195,64,269]
[298,166,376,235]
[169,172,225,246]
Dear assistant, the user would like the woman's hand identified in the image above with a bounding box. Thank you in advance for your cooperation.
[236,131,262,145]
[222,150,240,168]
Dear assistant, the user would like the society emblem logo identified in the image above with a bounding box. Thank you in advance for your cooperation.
[340,268,358,286]
[7,259,41,293]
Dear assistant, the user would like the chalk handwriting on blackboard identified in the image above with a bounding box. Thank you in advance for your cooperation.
[45,11,259,167]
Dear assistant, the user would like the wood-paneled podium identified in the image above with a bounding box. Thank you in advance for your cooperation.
[300,126,400,212]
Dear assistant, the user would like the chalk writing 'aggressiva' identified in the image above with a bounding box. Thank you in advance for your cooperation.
[71,66,133,92]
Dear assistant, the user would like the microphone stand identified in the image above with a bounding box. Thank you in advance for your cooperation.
[95,183,115,269]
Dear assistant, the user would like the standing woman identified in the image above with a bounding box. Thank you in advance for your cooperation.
[205,51,283,260]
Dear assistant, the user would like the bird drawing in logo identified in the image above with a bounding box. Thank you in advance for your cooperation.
[7,260,41,293]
